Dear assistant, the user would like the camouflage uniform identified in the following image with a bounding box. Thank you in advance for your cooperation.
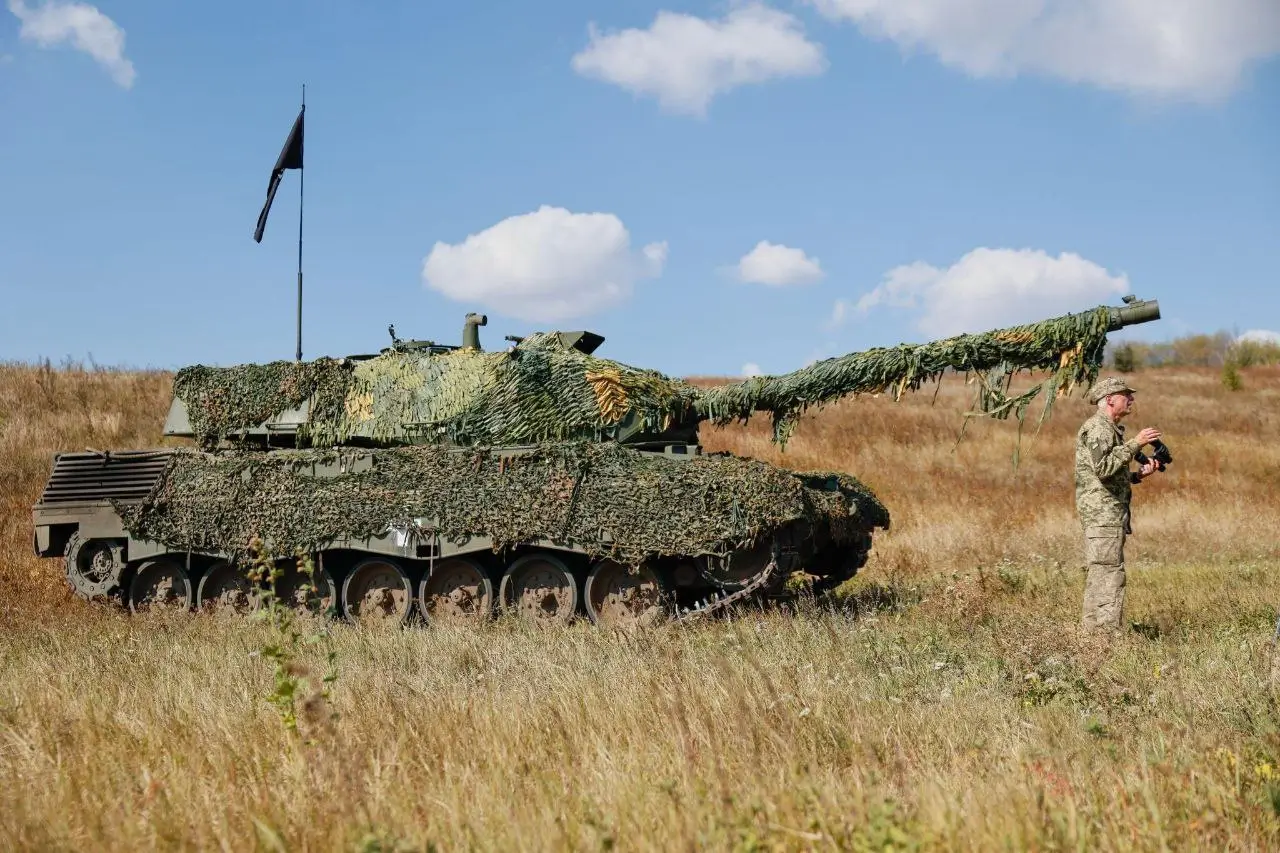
[1075,377,1143,632]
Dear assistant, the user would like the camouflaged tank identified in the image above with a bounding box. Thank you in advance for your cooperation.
[31,298,1160,627]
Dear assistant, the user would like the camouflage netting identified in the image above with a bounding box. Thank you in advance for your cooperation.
[697,306,1115,443]
[171,306,1116,450]
[172,358,353,447]
[114,442,889,566]
[324,332,702,447]
[172,334,701,449]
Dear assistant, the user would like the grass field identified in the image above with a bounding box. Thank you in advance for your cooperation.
[2,359,1279,851]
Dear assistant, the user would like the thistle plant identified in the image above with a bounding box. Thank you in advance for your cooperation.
[244,535,339,741]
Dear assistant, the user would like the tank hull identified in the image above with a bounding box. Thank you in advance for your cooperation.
[32,442,888,625]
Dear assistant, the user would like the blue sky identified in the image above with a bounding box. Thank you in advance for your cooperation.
[1,1,1277,378]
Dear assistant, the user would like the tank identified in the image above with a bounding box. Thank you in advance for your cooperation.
[30,296,1160,627]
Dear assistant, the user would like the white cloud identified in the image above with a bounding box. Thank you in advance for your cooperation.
[571,3,827,116]
[846,247,1130,338]
[807,0,1280,101]
[741,362,763,377]
[642,241,669,269]
[421,205,667,324]
[1239,329,1280,345]
[827,298,849,329]
[7,0,135,88]
[735,240,825,286]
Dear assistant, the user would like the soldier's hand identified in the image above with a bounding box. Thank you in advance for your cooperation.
[1136,427,1162,445]
[1139,459,1158,477]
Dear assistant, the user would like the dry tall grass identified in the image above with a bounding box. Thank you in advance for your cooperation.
[1,360,1279,851]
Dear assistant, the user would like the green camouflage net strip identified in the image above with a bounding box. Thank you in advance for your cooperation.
[114,442,889,565]
[172,358,354,448]
[696,306,1113,444]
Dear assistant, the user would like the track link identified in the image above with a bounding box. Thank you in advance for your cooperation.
[671,553,781,624]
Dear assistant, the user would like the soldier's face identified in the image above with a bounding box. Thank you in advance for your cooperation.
[1107,392,1134,418]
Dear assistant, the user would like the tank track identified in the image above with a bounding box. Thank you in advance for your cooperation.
[670,534,867,623]
[46,520,862,627]
[671,554,781,623]
[54,536,835,628]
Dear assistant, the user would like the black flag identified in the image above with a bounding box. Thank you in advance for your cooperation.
[253,105,304,243]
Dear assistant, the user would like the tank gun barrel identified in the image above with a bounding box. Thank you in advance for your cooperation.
[693,297,1161,443]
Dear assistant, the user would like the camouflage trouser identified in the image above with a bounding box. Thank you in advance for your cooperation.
[1081,525,1126,631]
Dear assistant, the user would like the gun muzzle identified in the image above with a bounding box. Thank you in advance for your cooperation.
[1107,298,1161,331]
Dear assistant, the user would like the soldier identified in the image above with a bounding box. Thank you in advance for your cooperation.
[1075,376,1163,633]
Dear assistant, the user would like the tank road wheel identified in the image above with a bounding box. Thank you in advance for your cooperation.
[196,560,257,614]
[128,558,193,613]
[63,533,126,600]
[342,557,413,624]
[499,552,578,624]
[419,558,493,624]
[584,559,669,628]
[276,557,337,617]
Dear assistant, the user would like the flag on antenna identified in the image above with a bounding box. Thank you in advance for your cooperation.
[253,105,304,243]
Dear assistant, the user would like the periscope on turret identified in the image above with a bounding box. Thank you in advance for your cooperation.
[30,298,1159,627]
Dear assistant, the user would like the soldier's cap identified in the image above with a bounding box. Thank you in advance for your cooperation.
[1087,376,1136,404]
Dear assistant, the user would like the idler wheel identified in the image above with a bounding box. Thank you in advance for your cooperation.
[584,559,668,628]
[275,556,337,616]
[342,557,412,624]
[196,560,257,614]
[128,558,193,613]
[499,552,578,624]
[64,533,125,600]
[419,557,493,624]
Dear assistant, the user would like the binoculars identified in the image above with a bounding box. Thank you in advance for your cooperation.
[1135,438,1173,472]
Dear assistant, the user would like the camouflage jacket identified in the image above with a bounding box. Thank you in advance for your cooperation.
[1074,411,1141,529]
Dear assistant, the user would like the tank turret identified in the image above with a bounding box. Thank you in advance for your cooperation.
[160,297,1160,452]
[33,297,1160,628]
